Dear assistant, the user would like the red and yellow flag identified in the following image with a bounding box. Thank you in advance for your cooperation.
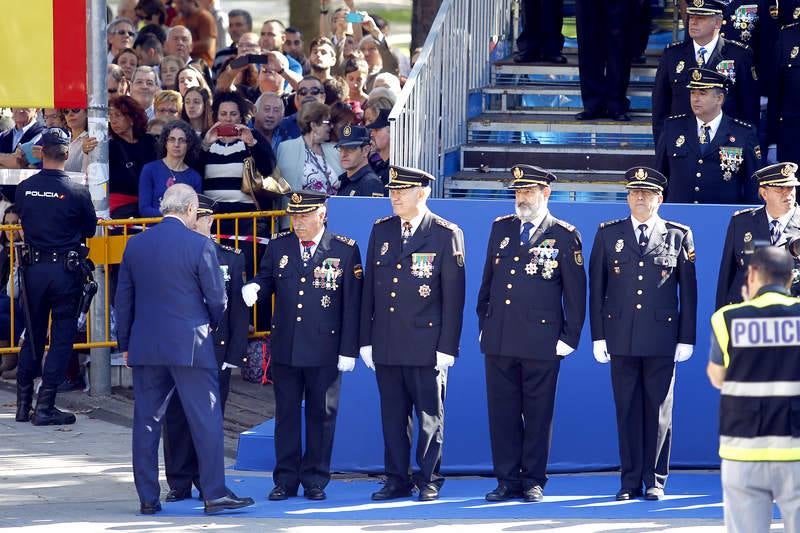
[0,0,87,108]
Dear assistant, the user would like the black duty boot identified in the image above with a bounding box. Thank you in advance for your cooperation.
[15,380,33,422]
[31,384,76,426]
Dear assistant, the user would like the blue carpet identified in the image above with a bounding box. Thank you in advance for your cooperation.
[157,471,778,520]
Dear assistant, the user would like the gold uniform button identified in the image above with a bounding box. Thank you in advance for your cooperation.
[514,256,520,262]
[505,299,511,305]
[637,289,643,295]
[696,172,701,177]
[393,277,398,283]
[376,261,381,266]
[298,290,304,296]
[668,317,673,322]
[541,319,546,324]
[698,159,703,164]
[297,303,303,309]
[694,186,700,192]
[396,264,402,270]
[300,277,306,283]
[391,292,396,297]
[297,316,302,322]
[331,330,336,334]
[638,275,643,281]
[389,307,395,312]
[693,200,699,204]
[220,341,225,345]
[638,261,644,267]
[507,283,512,289]
[636,303,642,310]
[510,269,516,275]
[428,322,433,327]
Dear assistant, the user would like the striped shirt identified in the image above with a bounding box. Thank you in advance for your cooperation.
[203,139,254,204]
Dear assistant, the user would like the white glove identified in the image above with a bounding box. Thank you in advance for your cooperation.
[337,355,355,372]
[242,283,260,307]
[359,345,375,370]
[435,351,455,371]
[767,144,777,165]
[556,340,574,357]
[478,330,482,342]
[221,362,238,370]
[593,340,610,363]
[674,343,694,363]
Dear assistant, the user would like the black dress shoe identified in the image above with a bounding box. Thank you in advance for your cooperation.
[523,485,544,502]
[140,502,162,515]
[268,485,296,501]
[204,494,255,514]
[615,488,643,501]
[644,487,664,500]
[575,110,606,121]
[632,54,647,65]
[371,484,412,501]
[418,483,440,502]
[541,54,567,64]
[165,488,192,502]
[304,487,326,500]
[485,484,522,501]
[513,51,540,63]
[610,112,631,122]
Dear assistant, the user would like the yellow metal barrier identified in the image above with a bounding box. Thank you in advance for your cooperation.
[0,210,284,356]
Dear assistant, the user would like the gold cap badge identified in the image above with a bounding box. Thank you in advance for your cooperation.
[635,168,647,180]
[291,193,302,203]
[389,167,398,180]
[512,166,524,179]
[343,125,352,136]
[692,70,702,81]
[782,164,794,177]
[694,0,703,7]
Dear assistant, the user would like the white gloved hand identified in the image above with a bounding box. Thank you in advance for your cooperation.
[478,330,482,342]
[221,362,238,370]
[435,351,455,371]
[556,340,575,357]
[674,343,694,363]
[242,283,260,307]
[593,340,611,363]
[767,144,778,165]
[360,345,375,370]
[337,355,355,372]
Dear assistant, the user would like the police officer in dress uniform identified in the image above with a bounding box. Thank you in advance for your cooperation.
[366,109,391,188]
[241,190,362,501]
[335,125,384,197]
[14,128,96,425]
[477,165,586,503]
[513,0,566,63]
[656,68,760,204]
[162,194,249,502]
[716,163,800,309]
[653,0,759,145]
[359,165,466,502]
[708,246,800,533]
[766,10,800,165]
[589,167,698,501]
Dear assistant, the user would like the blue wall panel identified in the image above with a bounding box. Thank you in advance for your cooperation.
[311,198,740,473]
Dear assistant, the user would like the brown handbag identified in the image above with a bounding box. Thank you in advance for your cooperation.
[241,156,291,197]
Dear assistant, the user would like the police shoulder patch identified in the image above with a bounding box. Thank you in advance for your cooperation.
[667,113,688,120]
[434,217,458,231]
[555,219,576,232]
[666,220,691,232]
[599,218,625,229]
[334,234,356,246]
[732,118,754,129]
[271,230,292,240]
[733,206,759,216]
[494,214,515,222]
[219,243,242,254]
[374,215,394,225]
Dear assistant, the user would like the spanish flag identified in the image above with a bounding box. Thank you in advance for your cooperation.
[0,0,87,108]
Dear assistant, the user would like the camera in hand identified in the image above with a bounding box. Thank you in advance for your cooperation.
[229,54,270,69]
[216,124,239,137]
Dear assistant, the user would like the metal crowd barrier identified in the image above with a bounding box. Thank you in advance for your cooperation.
[0,210,284,356]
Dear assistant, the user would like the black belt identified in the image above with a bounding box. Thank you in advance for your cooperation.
[27,248,70,265]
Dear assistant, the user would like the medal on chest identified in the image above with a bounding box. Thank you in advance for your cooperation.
[411,253,436,279]
[313,258,343,290]
[526,239,559,278]
[719,146,744,180]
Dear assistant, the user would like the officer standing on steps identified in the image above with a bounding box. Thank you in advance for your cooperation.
[589,167,697,502]
[360,165,466,503]
[14,128,96,426]
[716,163,800,309]
[335,125,384,198]
[477,165,586,503]
[162,194,249,503]
[652,0,759,145]
[656,68,760,204]
[242,190,362,502]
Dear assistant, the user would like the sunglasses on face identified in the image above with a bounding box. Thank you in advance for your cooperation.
[157,108,178,114]
[65,108,83,114]
[115,30,136,37]
[298,87,323,97]
[108,88,118,94]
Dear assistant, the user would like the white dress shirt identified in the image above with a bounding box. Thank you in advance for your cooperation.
[631,214,659,242]
[696,112,723,143]
[520,209,549,242]
[299,227,325,258]
[693,34,719,66]
[400,208,428,238]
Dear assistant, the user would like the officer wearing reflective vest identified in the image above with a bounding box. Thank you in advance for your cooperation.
[708,245,800,533]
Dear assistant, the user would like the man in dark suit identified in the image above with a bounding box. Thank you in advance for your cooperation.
[161,194,249,503]
[477,165,586,503]
[513,0,566,64]
[652,0,759,145]
[716,163,800,308]
[766,18,800,165]
[115,184,254,516]
[359,165,466,502]
[589,167,697,501]
[656,68,760,204]
[0,108,44,169]
[242,190,362,501]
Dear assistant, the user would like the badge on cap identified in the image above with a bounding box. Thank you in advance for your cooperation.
[512,166,524,179]
[693,0,703,6]
[389,167,398,180]
[783,164,794,177]
[692,70,702,81]
[634,168,648,180]
[343,125,352,136]
[291,193,302,204]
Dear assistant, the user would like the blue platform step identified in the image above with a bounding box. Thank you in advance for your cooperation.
[235,419,276,471]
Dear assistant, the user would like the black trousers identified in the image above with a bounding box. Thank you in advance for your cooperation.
[485,355,560,490]
[163,368,232,492]
[375,364,447,490]
[517,0,565,57]
[610,355,675,491]
[575,0,635,114]
[271,363,341,491]
[16,263,81,387]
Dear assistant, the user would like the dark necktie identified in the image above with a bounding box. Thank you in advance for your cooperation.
[301,240,314,262]
[770,219,781,245]
[520,222,534,247]
[638,224,649,248]
[401,221,412,245]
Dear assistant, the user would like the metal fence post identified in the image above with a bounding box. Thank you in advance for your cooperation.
[87,0,111,397]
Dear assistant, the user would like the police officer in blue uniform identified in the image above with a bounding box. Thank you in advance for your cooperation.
[477,165,586,503]
[162,194,249,502]
[366,109,391,187]
[242,190,362,501]
[589,167,698,501]
[767,16,800,165]
[14,128,96,425]
[513,0,566,63]
[656,68,761,204]
[716,163,800,309]
[359,165,466,502]
[335,125,385,198]
[652,0,759,145]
